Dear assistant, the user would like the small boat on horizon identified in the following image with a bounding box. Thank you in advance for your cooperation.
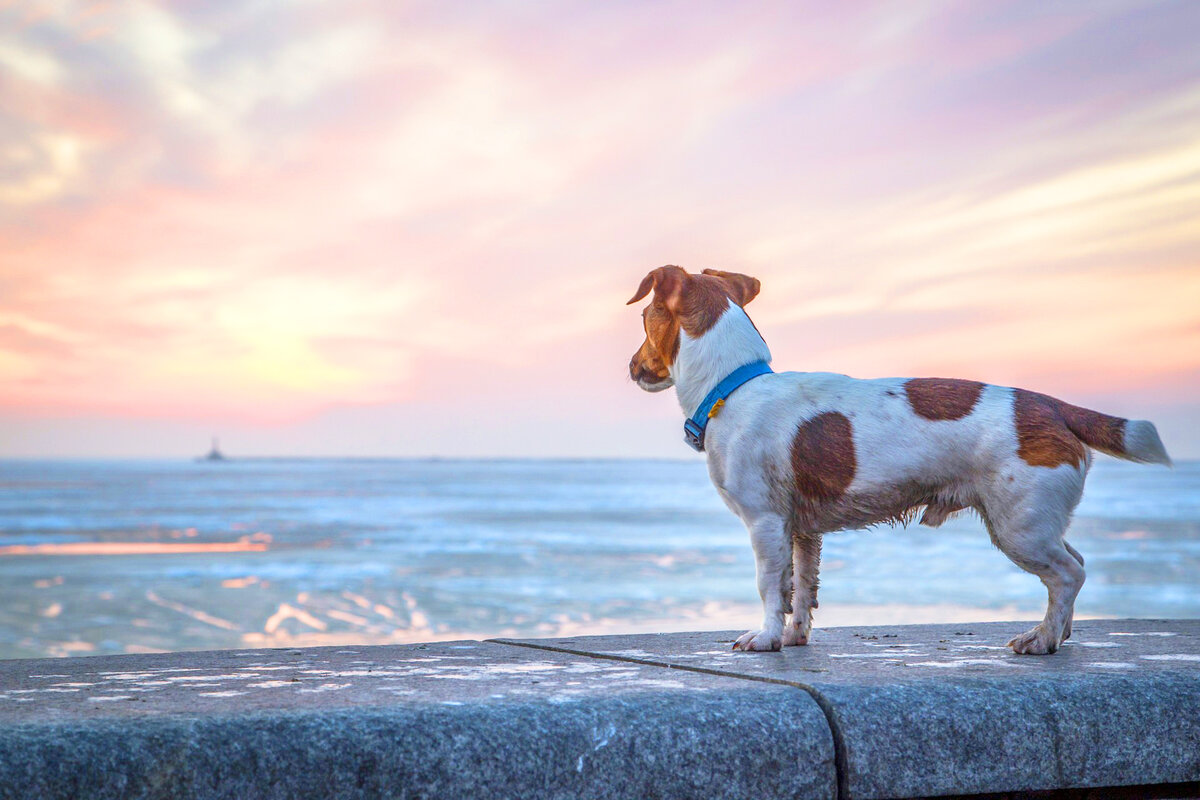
[198,437,227,462]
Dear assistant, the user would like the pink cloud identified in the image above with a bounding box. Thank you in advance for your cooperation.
[1,1,1198,456]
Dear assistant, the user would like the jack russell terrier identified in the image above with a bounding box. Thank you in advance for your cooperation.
[627,265,1171,655]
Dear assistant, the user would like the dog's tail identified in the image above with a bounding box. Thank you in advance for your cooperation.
[1116,419,1172,466]
[1060,401,1172,466]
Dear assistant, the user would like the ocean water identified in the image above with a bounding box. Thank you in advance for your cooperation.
[0,458,1197,659]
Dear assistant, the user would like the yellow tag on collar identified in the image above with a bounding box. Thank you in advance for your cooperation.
[707,398,725,419]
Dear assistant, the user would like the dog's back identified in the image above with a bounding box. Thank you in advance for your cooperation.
[706,370,1170,535]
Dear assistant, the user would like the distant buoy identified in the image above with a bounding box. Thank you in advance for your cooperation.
[199,436,226,462]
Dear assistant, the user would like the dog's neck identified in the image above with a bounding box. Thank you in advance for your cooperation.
[673,301,772,418]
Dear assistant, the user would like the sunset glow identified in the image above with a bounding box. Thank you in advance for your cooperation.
[2,1,1198,457]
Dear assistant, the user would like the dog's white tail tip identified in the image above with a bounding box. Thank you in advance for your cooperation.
[1125,419,1172,466]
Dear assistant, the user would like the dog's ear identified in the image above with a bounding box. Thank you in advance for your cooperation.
[627,265,688,310]
[702,269,760,307]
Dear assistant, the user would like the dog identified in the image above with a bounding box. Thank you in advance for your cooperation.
[627,265,1172,655]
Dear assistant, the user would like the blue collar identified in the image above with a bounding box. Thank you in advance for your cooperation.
[683,360,773,452]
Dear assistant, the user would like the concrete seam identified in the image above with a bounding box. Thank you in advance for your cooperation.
[801,684,850,800]
[490,638,849,800]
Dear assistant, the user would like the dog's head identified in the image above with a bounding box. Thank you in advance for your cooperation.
[626,265,761,391]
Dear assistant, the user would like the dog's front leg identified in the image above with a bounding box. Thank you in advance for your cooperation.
[733,512,788,652]
[783,533,821,646]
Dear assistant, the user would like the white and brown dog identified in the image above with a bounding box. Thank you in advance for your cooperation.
[627,265,1172,655]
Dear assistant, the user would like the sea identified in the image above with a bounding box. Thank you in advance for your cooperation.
[0,458,1197,660]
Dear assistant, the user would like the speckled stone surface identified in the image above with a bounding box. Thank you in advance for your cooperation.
[0,640,835,800]
[502,618,1200,799]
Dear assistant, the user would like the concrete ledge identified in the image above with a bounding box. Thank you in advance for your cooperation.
[0,641,834,800]
[0,620,1196,799]
[502,619,1200,799]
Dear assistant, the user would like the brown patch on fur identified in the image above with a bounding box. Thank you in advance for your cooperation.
[677,273,741,337]
[1014,390,1085,468]
[1013,390,1127,468]
[642,303,680,367]
[701,269,760,306]
[627,267,685,379]
[904,378,985,421]
[627,265,687,308]
[791,412,857,502]
[627,266,763,377]
[628,337,672,384]
[1058,399,1127,457]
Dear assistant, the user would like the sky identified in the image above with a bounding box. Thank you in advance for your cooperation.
[1,0,1199,459]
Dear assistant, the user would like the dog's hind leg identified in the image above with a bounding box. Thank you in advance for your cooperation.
[783,533,821,646]
[733,512,789,652]
[984,469,1086,655]
[1001,533,1084,655]
[1062,540,1085,640]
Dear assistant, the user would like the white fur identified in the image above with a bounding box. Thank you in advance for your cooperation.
[641,297,1171,655]
[672,301,772,418]
[1124,419,1172,465]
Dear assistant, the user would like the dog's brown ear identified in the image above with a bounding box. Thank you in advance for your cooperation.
[627,265,688,309]
[702,269,760,306]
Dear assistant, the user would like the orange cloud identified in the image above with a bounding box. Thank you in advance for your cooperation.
[1,1,1198,455]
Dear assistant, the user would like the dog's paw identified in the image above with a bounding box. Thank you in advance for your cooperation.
[782,614,812,647]
[781,627,808,647]
[732,629,781,652]
[1007,625,1059,655]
